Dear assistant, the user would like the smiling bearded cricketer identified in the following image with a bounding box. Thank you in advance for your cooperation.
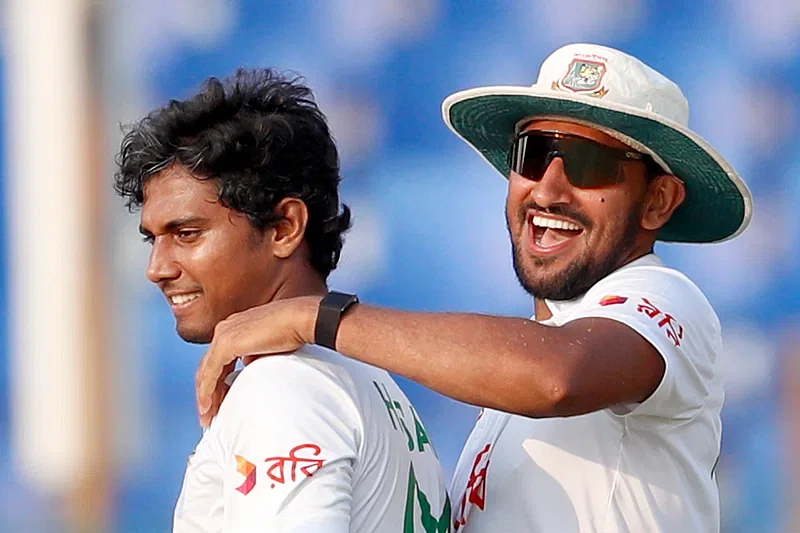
[192,44,753,532]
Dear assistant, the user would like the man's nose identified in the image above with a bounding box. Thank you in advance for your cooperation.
[530,157,574,208]
[145,239,180,284]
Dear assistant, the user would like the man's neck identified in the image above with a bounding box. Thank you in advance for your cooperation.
[239,267,328,366]
[270,268,328,302]
[534,298,552,322]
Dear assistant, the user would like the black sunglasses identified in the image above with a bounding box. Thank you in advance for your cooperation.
[508,130,653,188]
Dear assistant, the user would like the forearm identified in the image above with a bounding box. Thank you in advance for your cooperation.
[334,305,576,416]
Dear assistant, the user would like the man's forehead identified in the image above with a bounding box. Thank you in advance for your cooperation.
[143,164,219,203]
[141,166,221,226]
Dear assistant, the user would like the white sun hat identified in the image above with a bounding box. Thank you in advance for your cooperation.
[442,43,753,244]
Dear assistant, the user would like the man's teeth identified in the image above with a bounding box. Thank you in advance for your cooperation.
[532,215,581,231]
[170,293,200,305]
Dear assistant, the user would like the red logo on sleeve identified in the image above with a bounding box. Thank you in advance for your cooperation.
[264,444,326,489]
[599,295,628,306]
[235,455,257,495]
[636,297,685,347]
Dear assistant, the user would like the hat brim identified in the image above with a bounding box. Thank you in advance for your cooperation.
[442,86,753,244]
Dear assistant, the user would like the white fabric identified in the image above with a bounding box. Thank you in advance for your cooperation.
[450,254,724,533]
[174,345,450,533]
[535,43,690,127]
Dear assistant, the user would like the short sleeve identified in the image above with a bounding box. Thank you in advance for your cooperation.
[567,267,721,422]
[214,356,363,533]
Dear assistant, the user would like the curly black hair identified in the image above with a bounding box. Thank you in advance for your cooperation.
[114,68,351,279]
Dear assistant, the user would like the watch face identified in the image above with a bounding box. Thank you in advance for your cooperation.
[326,291,358,309]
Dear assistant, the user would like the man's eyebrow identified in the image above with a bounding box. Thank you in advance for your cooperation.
[164,216,208,232]
[139,216,208,236]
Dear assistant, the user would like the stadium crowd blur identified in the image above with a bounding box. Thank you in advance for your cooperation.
[1,1,799,531]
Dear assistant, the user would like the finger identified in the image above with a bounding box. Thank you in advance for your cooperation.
[199,361,236,428]
[200,410,212,429]
[200,386,224,428]
[196,346,219,416]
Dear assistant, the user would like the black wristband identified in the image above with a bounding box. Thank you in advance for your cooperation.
[314,291,359,350]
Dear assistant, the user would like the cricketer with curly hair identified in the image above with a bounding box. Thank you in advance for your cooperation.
[115,69,450,533]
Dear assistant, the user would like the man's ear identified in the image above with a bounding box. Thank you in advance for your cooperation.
[641,174,686,231]
[271,198,309,259]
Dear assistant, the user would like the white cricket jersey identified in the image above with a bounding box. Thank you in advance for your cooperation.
[450,254,723,533]
[174,344,450,533]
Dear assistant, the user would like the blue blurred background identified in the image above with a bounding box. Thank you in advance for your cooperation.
[2,0,799,531]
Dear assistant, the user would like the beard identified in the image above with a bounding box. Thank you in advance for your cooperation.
[509,202,643,301]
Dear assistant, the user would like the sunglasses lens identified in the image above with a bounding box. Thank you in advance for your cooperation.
[563,142,625,188]
[510,133,629,188]
[510,135,551,180]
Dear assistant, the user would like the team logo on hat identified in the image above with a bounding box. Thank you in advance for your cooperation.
[554,58,609,97]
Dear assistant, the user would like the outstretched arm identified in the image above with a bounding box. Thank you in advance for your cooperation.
[335,304,663,417]
[196,296,664,427]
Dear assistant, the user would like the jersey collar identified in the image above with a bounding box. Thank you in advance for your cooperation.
[538,253,664,322]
